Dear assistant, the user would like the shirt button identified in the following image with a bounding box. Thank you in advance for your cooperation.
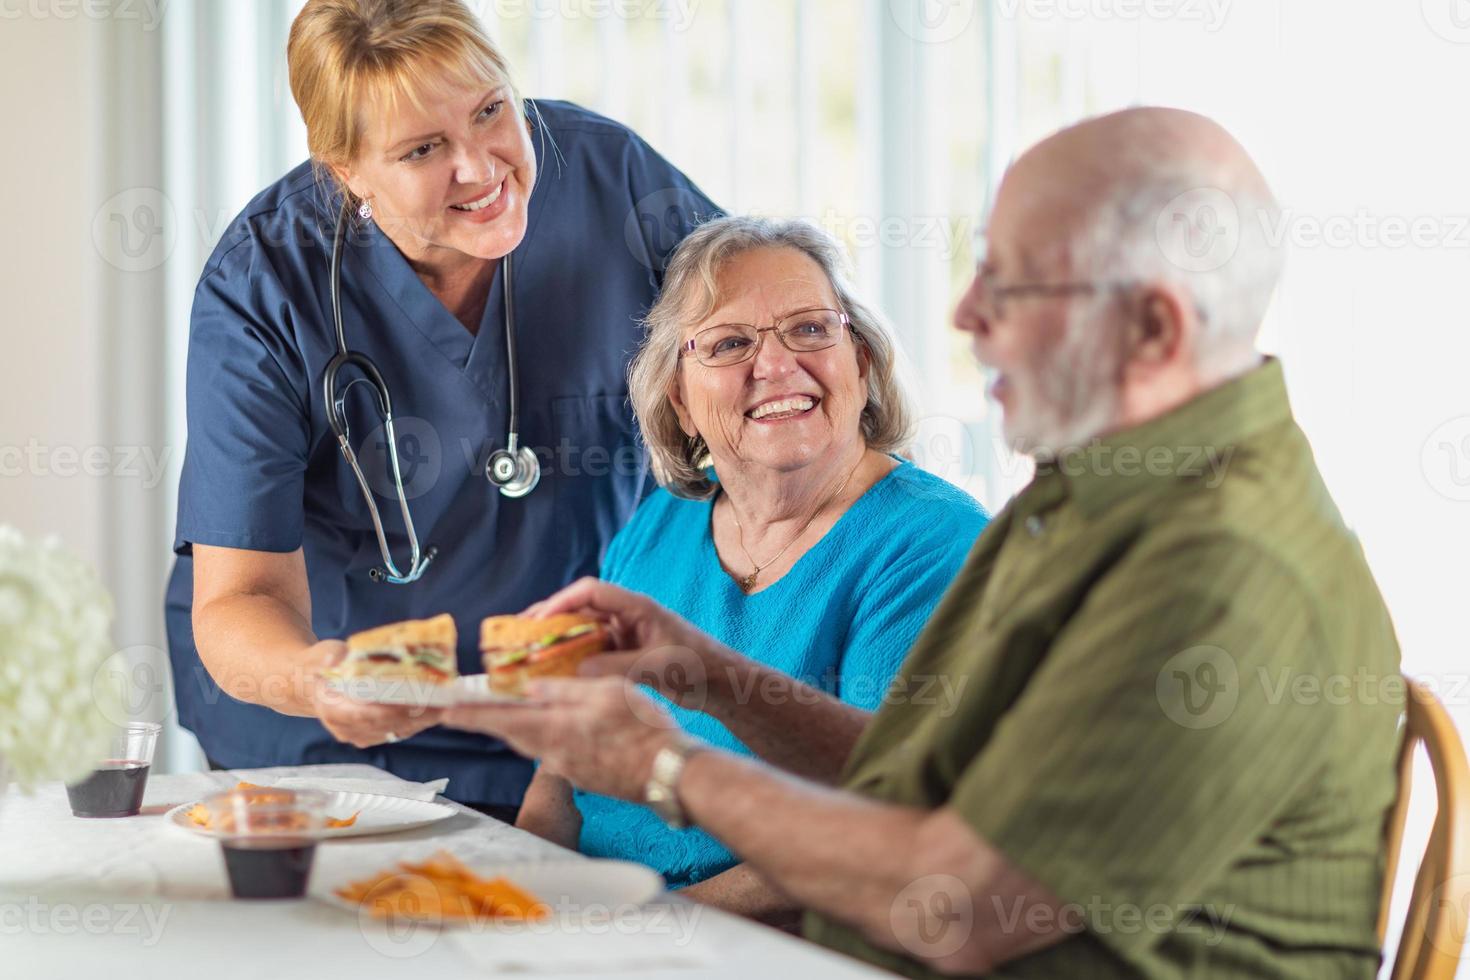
[1025,515,1045,537]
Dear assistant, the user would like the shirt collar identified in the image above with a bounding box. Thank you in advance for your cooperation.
[1032,357,1295,520]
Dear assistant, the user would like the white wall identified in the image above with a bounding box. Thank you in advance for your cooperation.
[0,15,103,568]
[0,9,182,770]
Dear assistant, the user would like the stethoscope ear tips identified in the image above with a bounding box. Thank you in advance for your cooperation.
[486,444,541,499]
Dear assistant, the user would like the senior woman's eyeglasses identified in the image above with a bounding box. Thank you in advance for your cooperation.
[680,308,852,367]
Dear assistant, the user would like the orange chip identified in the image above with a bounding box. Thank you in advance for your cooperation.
[335,850,548,923]
[187,784,358,831]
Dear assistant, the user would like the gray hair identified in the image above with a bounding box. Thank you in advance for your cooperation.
[630,215,915,500]
[1073,168,1286,384]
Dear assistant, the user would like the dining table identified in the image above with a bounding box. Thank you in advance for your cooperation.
[0,762,894,979]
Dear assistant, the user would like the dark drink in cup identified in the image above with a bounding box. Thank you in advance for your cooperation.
[65,760,151,818]
[65,722,161,818]
[220,839,319,899]
[205,787,329,900]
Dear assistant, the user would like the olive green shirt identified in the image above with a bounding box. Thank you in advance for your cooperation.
[805,360,1402,979]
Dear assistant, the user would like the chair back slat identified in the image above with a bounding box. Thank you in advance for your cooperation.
[1380,679,1470,980]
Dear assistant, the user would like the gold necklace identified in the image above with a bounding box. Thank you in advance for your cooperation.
[727,452,867,594]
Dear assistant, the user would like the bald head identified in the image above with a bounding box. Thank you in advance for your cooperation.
[990,107,1284,381]
[1015,107,1271,227]
[962,109,1284,455]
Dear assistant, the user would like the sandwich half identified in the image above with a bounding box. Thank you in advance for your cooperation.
[339,613,459,684]
[480,613,609,696]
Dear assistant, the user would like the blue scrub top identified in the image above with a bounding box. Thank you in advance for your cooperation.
[165,100,721,806]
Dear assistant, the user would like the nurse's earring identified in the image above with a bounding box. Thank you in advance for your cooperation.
[357,199,374,221]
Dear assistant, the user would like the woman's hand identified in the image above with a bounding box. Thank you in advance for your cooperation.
[524,578,740,712]
[444,677,681,801]
[306,639,445,748]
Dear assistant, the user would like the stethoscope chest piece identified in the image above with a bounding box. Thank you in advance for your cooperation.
[486,439,540,498]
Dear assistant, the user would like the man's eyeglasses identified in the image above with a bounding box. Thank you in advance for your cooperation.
[974,267,1137,322]
[680,308,853,367]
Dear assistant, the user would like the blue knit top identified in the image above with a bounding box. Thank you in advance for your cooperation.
[574,459,989,887]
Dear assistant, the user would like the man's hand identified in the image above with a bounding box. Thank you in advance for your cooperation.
[525,577,740,710]
[307,639,445,748]
[444,676,681,801]
[528,577,870,783]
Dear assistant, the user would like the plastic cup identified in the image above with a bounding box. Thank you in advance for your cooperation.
[64,722,162,818]
[208,787,329,900]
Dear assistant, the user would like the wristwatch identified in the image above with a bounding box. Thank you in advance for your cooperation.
[643,736,706,830]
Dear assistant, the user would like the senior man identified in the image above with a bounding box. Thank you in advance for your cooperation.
[445,107,1401,978]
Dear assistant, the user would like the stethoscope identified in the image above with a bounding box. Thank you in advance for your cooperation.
[322,199,541,585]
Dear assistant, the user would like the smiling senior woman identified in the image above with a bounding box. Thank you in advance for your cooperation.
[512,216,989,919]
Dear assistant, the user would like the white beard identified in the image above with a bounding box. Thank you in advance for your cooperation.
[994,298,1125,458]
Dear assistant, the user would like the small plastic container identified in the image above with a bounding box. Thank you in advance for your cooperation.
[207,786,330,900]
[64,722,162,818]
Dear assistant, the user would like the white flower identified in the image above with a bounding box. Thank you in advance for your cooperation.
[0,525,124,792]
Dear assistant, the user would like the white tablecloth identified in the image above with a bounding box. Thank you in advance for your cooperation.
[0,764,891,980]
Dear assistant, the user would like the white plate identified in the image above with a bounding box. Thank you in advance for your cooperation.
[323,674,534,708]
[323,858,666,923]
[165,790,457,840]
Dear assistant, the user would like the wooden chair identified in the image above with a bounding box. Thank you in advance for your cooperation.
[1378,678,1470,980]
